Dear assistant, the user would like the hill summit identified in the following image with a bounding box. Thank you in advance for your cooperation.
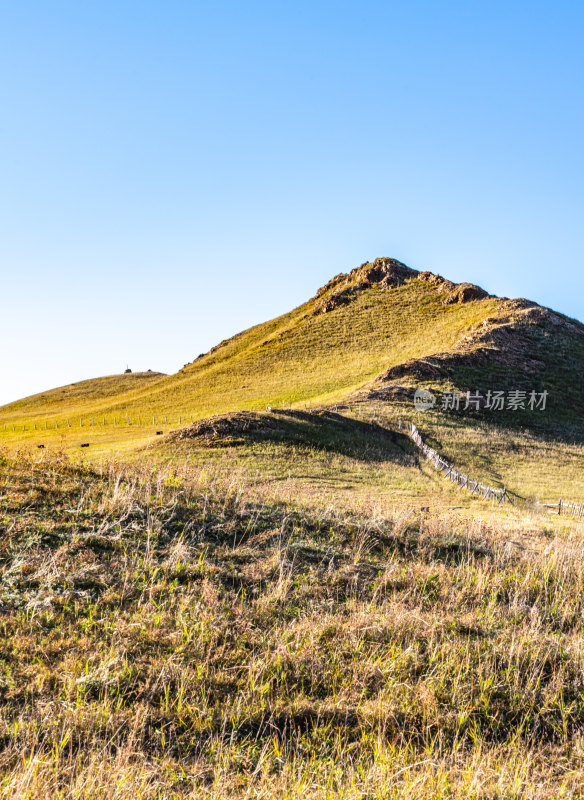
[312,257,490,316]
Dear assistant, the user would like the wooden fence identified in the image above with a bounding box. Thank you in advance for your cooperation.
[401,420,510,504]
[1,415,193,433]
[400,420,584,518]
[540,500,584,518]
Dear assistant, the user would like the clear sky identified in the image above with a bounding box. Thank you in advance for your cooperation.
[1,1,583,405]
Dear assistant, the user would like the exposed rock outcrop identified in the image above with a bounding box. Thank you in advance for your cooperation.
[312,258,419,315]
[442,283,489,305]
[312,257,492,315]
[353,258,418,287]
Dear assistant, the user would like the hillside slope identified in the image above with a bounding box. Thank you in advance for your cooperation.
[1,371,166,419]
[2,257,583,474]
[6,258,582,422]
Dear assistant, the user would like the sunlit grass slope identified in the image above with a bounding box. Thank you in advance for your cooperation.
[0,273,502,433]
[102,281,502,416]
[1,371,166,420]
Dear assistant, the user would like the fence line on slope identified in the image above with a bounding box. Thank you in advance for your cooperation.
[400,420,584,517]
[0,415,193,433]
[399,420,584,518]
[400,419,510,504]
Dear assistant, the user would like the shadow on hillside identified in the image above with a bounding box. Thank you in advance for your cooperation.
[168,408,415,466]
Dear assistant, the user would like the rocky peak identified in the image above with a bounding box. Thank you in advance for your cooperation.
[313,257,491,315]
[351,257,419,287]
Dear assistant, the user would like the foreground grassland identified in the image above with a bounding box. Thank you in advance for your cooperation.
[1,451,584,798]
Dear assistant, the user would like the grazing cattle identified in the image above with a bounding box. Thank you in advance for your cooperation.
[37,444,45,449]
[156,431,164,435]
[80,443,90,448]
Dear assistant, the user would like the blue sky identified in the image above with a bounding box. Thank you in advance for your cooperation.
[1,1,583,405]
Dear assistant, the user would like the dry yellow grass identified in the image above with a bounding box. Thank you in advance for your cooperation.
[1,449,584,798]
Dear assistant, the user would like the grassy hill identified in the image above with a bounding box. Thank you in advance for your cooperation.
[0,371,166,417]
[0,259,515,426]
[2,257,583,503]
